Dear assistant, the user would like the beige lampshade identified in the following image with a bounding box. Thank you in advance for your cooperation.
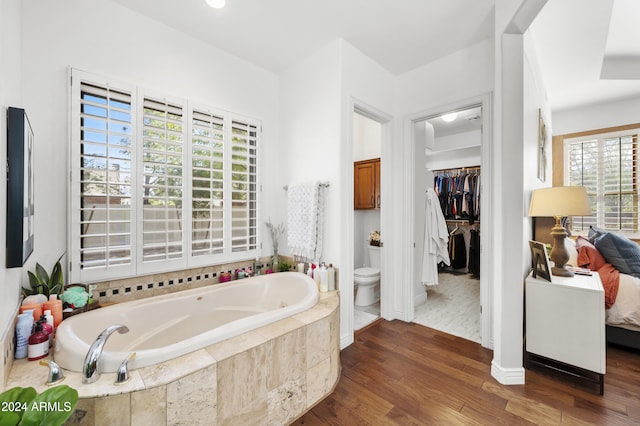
[529,186,592,217]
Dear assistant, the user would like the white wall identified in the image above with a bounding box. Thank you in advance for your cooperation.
[0,0,25,369]
[552,96,640,135]
[0,0,280,345]
[280,38,394,348]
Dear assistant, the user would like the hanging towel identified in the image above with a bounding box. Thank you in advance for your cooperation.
[287,181,324,261]
[422,188,450,286]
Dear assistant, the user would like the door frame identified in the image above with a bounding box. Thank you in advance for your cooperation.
[404,92,493,349]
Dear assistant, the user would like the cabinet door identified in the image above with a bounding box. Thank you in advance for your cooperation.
[354,161,376,209]
[374,160,381,208]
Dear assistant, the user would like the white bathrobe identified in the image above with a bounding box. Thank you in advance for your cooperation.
[421,188,450,286]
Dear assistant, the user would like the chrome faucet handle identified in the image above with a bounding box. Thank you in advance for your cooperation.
[39,359,65,385]
[114,352,136,385]
[82,324,129,384]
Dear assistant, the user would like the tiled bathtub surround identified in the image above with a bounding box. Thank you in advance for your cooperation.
[7,291,340,425]
[89,258,277,306]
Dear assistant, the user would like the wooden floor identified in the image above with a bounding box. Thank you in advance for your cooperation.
[294,320,640,425]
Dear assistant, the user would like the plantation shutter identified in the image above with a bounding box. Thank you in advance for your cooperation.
[79,82,134,270]
[191,110,225,256]
[141,97,185,262]
[567,134,638,232]
[230,119,258,252]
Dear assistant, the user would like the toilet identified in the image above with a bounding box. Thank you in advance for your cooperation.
[354,245,381,306]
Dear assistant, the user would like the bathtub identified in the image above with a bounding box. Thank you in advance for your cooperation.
[54,272,319,373]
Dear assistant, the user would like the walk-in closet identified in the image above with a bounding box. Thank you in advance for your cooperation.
[413,103,483,343]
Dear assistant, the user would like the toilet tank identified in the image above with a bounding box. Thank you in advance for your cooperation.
[368,245,381,268]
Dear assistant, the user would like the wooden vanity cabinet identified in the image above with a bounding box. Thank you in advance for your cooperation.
[354,158,380,209]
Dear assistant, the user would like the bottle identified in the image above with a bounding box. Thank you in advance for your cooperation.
[41,312,54,347]
[43,295,63,329]
[306,264,313,277]
[27,321,49,361]
[15,312,33,359]
[328,264,336,291]
[319,263,329,292]
[313,264,321,289]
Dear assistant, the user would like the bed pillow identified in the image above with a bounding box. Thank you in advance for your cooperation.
[576,236,607,271]
[593,232,640,278]
[565,238,579,267]
[588,226,608,243]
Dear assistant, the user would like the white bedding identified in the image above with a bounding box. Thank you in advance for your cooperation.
[606,272,640,327]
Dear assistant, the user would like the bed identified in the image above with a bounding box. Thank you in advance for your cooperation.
[570,230,640,351]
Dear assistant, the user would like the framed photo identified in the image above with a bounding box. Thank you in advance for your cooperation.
[537,108,548,182]
[529,240,551,282]
[6,107,35,268]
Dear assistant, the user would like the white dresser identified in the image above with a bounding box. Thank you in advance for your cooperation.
[525,271,605,393]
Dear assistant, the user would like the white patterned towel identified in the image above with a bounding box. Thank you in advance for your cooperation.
[287,182,324,261]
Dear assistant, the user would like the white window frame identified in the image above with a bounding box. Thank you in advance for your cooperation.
[69,69,261,282]
[563,128,639,234]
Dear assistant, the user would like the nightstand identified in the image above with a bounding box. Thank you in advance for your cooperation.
[525,271,606,394]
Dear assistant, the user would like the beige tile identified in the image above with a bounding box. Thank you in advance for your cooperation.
[218,399,268,426]
[205,330,266,362]
[130,386,167,426]
[217,344,268,422]
[266,328,306,391]
[255,317,305,341]
[267,378,306,426]
[167,364,217,426]
[292,293,338,325]
[94,392,130,426]
[306,357,332,408]
[306,318,331,369]
[139,349,215,388]
[65,397,95,425]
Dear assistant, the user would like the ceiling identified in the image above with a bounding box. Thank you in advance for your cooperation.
[114,0,640,112]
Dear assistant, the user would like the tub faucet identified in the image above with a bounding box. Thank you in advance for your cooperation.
[82,324,129,384]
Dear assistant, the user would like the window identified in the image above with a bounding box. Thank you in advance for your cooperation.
[70,70,260,281]
[564,129,639,233]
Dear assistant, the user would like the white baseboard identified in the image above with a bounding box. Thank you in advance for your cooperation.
[491,360,525,385]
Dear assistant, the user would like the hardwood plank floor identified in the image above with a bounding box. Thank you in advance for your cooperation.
[294,320,640,425]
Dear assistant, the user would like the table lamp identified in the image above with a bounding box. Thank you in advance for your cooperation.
[528,186,592,277]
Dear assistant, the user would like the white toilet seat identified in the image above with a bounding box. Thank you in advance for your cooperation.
[354,267,380,306]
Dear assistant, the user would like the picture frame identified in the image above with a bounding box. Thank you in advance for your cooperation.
[6,107,35,268]
[537,108,548,182]
[529,240,551,282]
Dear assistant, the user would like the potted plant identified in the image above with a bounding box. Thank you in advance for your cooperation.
[22,255,64,298]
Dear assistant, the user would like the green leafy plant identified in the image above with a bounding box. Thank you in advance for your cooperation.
[0,385,78,426]
[278,262,291,272]
[22,255,64,298]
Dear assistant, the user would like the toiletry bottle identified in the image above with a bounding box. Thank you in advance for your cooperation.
[27,321,49,361]
[319,263,329,292]
[44,295,63,329]
[41,313,54,347]
[313,264,321,289]
[306,264,313,277]
[328,264,336,291]
[15,312,33,359]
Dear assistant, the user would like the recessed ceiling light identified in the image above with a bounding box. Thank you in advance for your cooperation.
[206,0,226,9]
[441,112,458,123]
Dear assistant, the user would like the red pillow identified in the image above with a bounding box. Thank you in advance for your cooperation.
[576,236,607,271]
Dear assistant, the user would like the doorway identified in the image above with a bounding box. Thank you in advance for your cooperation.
[353,111,382,331]
[410,96,492,348]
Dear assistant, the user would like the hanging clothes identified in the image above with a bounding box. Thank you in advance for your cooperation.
[432,168,480,223]
[421,188,450,286]
[448,227,467,269]
[468,229,481,276]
